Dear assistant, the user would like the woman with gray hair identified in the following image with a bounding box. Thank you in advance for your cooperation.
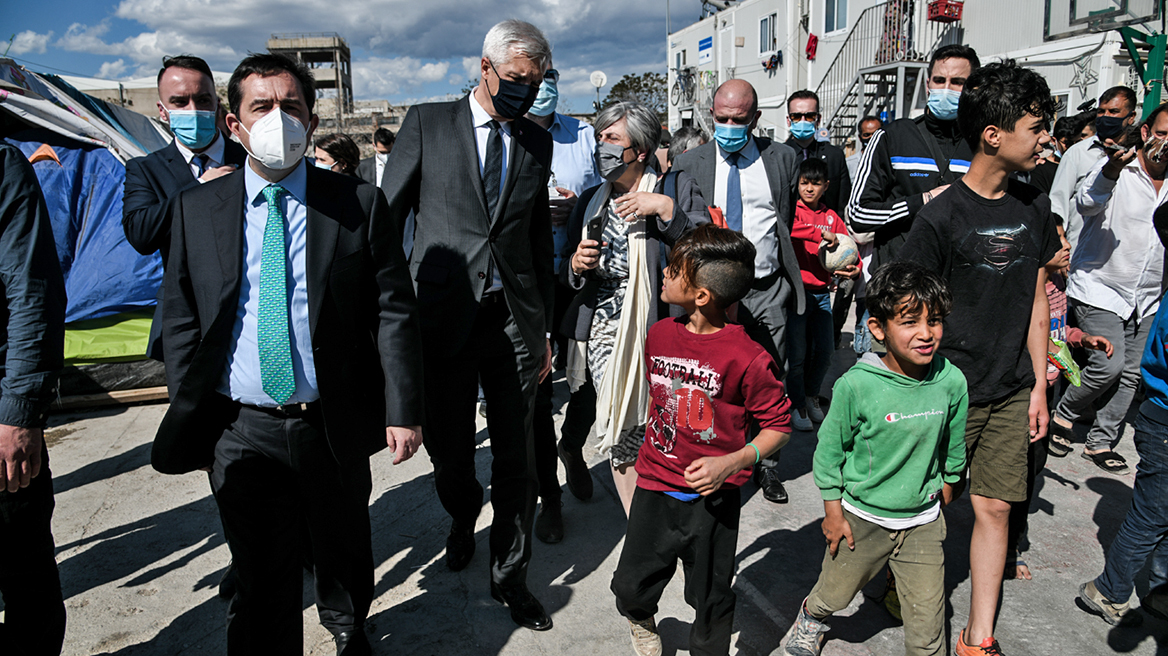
[561,101,709,515]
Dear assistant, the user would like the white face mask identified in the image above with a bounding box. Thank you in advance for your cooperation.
[240,109,309,170]
[375,152,389,165]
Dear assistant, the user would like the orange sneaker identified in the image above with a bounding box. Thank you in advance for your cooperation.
[954,629,1003,655]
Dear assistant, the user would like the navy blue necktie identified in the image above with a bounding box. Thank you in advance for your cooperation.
[726,152,743,232]
[483,120,502,218]
[194,154,209,179]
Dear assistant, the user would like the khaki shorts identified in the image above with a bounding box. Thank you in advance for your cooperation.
[964,386,1032,502]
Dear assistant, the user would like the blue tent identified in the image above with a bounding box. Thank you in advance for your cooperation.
[6,128,162,324]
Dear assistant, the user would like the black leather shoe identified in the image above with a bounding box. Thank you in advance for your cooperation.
[490,581,553,631]
[334,628,372,656]
[446,520,476,571]
[557,441,593,501]
[217,560,238,600]
[756,466,788,504]
[535,499,564,544]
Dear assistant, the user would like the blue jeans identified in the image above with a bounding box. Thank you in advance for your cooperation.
[1095,406,1168,602]
[787,291,834,408]
[853,307,873,355]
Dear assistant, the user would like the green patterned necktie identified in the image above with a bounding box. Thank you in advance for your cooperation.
[258,184,295,405]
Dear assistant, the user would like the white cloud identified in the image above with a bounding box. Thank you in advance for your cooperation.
[96,59,129,79]
[352,56,450,98]
[10,30,54,55]
[57,22,236,67]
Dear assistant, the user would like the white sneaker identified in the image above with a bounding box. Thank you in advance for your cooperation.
[792,408,813,431]
[806,397,825,423]
[628,617,662,656]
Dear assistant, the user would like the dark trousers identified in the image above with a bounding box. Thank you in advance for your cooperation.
[0,443,65,656]
[534,281,583,501]
[422,298,540,585]
[557,372,597,462]
[612,487,740,656]
[211,405,374,656]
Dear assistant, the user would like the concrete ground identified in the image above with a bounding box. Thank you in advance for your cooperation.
[31,339,1168,655]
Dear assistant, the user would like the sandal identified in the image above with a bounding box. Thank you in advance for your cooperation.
[1004,558,1032,580]
[1082,450,1129,474]
[1047,421,1074,457]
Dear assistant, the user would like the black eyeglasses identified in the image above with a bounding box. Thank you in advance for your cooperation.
[544,69,559,82]
[789,112,819,121]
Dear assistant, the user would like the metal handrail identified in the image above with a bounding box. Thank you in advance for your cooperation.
[815,1,960,130]
[269,32,346,41]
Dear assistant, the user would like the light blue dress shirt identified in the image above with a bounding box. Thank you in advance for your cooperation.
[218,159,319,406]
[547,113,602,272]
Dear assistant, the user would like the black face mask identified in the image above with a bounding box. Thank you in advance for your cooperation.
[1095,114,1129,141]
[487,60,540,120]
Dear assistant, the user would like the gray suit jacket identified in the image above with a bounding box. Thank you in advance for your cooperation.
[672,137,805,314]
[355,156,378,186]
[381,95,554,356]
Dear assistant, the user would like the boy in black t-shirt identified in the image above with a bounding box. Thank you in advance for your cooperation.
[898,61,1061,656]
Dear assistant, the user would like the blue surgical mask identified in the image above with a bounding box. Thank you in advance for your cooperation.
[789,120,817,141]
[314,159,334,170]
[167,109,218,150]
[927,88,961,121]
[528,78,558,117]
[714,122,750,153]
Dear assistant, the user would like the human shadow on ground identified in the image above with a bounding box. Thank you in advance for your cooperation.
[52,441,152,495]
[94,595,226,655]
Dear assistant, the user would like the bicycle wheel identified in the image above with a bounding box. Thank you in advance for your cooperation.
[671,81,682,106]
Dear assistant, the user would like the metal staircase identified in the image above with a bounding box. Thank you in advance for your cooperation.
[815,0,964,146]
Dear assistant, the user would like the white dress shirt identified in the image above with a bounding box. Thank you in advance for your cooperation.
[1068,156,1167,322]
[218,159,319,406]
[1048,135,1104,249]
[713,139,779,278]
[375,154,386,187]
[174,132,227,182]
[469,90,511,294]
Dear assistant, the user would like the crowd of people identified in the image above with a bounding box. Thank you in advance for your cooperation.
[2,17,1168,656]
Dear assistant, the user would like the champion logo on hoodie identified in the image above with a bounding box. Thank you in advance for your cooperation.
[885,409,946,423]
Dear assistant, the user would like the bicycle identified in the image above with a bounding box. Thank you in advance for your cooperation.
[671,67,697,106]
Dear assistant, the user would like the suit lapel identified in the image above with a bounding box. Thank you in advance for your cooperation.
[453,98,490,218]
[759,141,784,212]
[493,123,524,226]
[210,171,247,301]
[162,141,197,184]
[695,146,717,205]
[304,167,340,335]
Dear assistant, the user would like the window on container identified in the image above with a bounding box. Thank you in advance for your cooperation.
[826,0,848,33]
[759,13,777,55]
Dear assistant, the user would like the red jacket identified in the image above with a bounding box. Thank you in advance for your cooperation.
[790,200,849,292]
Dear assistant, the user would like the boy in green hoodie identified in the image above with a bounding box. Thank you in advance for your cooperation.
[780,261,968,656]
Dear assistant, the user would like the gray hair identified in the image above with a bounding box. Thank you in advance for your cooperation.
[595,101,662,161]
[668,126,707,164]
[482,20,552,71]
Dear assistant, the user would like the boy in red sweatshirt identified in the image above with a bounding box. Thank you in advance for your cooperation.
[611,225,791,656]
[788,158,860,431]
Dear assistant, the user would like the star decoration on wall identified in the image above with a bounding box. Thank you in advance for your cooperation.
[1071,52,1099,100]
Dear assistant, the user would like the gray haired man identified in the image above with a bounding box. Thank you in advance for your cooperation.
[381,19,556,631]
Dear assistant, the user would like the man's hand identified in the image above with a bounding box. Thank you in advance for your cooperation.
[820,230,840,248]
[614,192,674,223]
[571,239,603,274]
[1028,386,1049,443]
[199,164,237,183]
[386,425,423,465]
[0,424,43,493]
[822,501,854,558]
[922,183,950,204]
[941,481,957,507]
[1081,333,1114,358]
[549,187,577,227]
[1101,146,1137,180]
[539,339,553,383]
[683,454,740,495]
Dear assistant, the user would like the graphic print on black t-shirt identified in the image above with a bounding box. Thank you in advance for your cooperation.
[960,223,1032,274]
[647,355,724,458]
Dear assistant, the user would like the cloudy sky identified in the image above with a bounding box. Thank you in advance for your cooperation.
[4,0,705,112]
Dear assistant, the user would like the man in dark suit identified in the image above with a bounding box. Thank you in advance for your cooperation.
[381,19,555,631]
[123,55,247,362]
[355,127,394,187]
[153,53,423,656]
[672,78,804,505]
[783,89,851,215]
